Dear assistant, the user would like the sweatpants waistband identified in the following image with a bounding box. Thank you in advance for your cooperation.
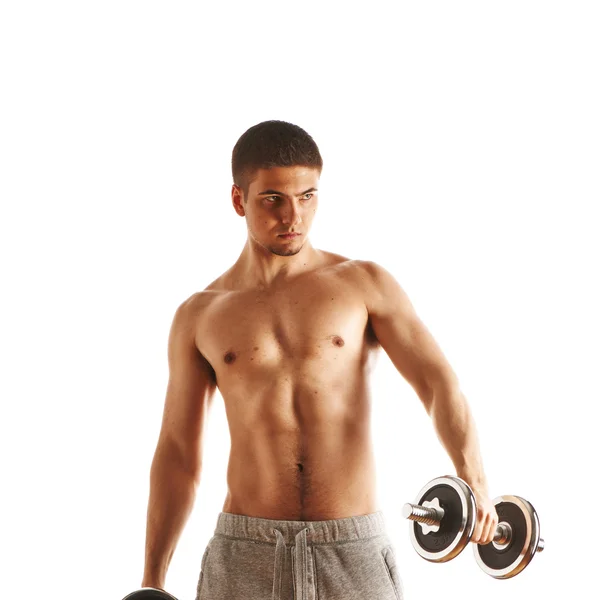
[214,510,389,545]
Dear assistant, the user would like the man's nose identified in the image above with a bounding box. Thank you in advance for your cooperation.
[281,202,302,225]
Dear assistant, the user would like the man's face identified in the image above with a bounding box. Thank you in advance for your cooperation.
[233,166,320,257]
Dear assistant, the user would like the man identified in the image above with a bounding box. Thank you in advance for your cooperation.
[141,120,498,600]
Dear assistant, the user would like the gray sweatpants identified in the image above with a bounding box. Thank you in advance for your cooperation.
[195,510,404,600]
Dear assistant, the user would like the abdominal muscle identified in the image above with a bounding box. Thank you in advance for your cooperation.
[220,379,380,521]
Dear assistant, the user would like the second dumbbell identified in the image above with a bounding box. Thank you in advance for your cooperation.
[402,475,544,579]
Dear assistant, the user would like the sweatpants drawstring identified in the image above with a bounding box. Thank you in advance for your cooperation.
[271,527,310,600]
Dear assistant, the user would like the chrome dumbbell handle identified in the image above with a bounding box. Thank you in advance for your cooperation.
[402,503,444,527]
[402,501,545,552]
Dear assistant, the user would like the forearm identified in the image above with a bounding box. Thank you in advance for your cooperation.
[427,386,488,491]
[142,445,200,589]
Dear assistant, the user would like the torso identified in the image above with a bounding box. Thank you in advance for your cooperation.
[193,252,383,520]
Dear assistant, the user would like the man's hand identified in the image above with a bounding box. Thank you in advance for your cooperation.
[470,485,499,545]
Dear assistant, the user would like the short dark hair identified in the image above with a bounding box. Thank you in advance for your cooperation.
[231,120,323,199]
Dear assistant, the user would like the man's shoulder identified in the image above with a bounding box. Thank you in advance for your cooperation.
[348,258,394,282]
[176,286,225,320]
[332,257,386,283]
[315,250,368,275]
[339,259,404,309]
[303,253,388,290]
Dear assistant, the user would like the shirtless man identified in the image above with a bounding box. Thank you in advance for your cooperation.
[140,120,499,600]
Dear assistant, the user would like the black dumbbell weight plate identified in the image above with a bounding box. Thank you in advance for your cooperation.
[409,476,477,563]
[122,588,178,600]
[473,495,541,579]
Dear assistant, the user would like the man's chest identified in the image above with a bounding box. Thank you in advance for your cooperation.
[197,280,377,371]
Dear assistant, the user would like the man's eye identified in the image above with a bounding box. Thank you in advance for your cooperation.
[265,194,313,202]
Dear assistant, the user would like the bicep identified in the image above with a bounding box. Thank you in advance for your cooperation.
[361,261,457,404]
[157,296,217,474]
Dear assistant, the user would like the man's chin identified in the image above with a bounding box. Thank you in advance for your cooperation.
[269,243,303,257]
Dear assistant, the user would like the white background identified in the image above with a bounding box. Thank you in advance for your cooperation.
[1,1,598,599]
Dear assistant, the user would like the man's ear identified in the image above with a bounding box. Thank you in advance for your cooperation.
[232,184,246,216]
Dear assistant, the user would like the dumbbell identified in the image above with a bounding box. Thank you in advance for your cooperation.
[402,475,544,579]
[122,588,179,600]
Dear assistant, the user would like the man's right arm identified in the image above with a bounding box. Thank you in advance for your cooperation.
[141,294,217,590]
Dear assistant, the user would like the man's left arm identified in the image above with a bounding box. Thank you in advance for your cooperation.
[358,260,498,545]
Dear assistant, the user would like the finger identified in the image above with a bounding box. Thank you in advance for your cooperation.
[484,509,501,544]
[481,515,496,545]
[491,512,500,542]
[471,510,485,544]
[486,512,500,545]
